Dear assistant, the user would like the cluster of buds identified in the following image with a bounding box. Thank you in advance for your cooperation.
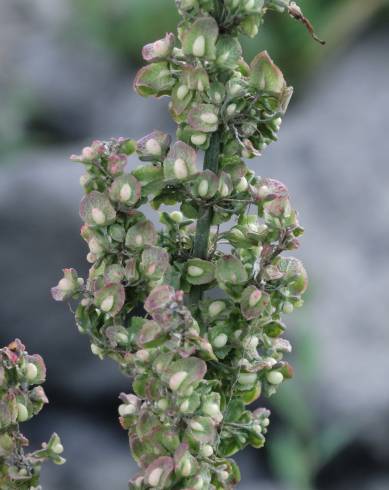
[0,340,64,489]
[52,0,318,487]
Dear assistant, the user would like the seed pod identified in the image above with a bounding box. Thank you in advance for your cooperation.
[182,17,219,60]
[142,33,175,61]
[250,51,286,94]
[109,175,141,206]
[163,141,198,180]
[125,220,157,250]
[216,35,243,69]
[134,62,175,97]
[80,191,116,227]
[188,104,219,133]
[94,284,125,316]
[186,258,215,285]
[137,131,171,161]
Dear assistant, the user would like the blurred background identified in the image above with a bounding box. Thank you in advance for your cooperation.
[1,0,389,489]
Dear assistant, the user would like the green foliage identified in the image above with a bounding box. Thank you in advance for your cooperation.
[52,0,317,488]
[0,339,64,489]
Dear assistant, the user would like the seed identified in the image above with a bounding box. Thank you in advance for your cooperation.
[91,207,106,225]
[26,363,38,382]
[182,459,192,476]
[249,289,262,307]
[219,470,229,481]
[180,400,190,412]
[119,183,132,202]
[174,158,189,179]
[218,51,230,64]
[145,138,162,156]
[191,133,207,146]
[236,177,248,193]
[190,420,204,432]
[157,399,169,411]
[238,372,257,385]
[148,467,163,487]
[245,0,255,10]
[118,404,136,417]
[200,112,218,125]
[267,371,284,385]
[89,237,103,255]
[177,84,189,100]
[192,36,206,57]
[198,179,209,197]
[197,79,204,91]
[58,278,72,291]
[17,403,29,422]
[212,334,228,349]
[231,84,243,96]
[219,183,230,197]
[257,185,270,199]
[169,371,188,391]
[201,444,214,457]
[188,265,203,277]
[153,40,169,57]
[100,295,114,312]
[208,301,225,317]
[213,91,222,103]
[226,103,237,116]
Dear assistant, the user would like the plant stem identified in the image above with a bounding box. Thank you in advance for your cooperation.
[189,130,221,306]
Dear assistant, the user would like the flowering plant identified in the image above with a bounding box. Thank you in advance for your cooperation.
[0,339,64,489]
[52,0,320,487]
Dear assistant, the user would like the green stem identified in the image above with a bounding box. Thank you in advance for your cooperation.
[189,131,221,306]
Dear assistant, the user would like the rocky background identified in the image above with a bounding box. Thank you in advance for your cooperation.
[1,1,389,489]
